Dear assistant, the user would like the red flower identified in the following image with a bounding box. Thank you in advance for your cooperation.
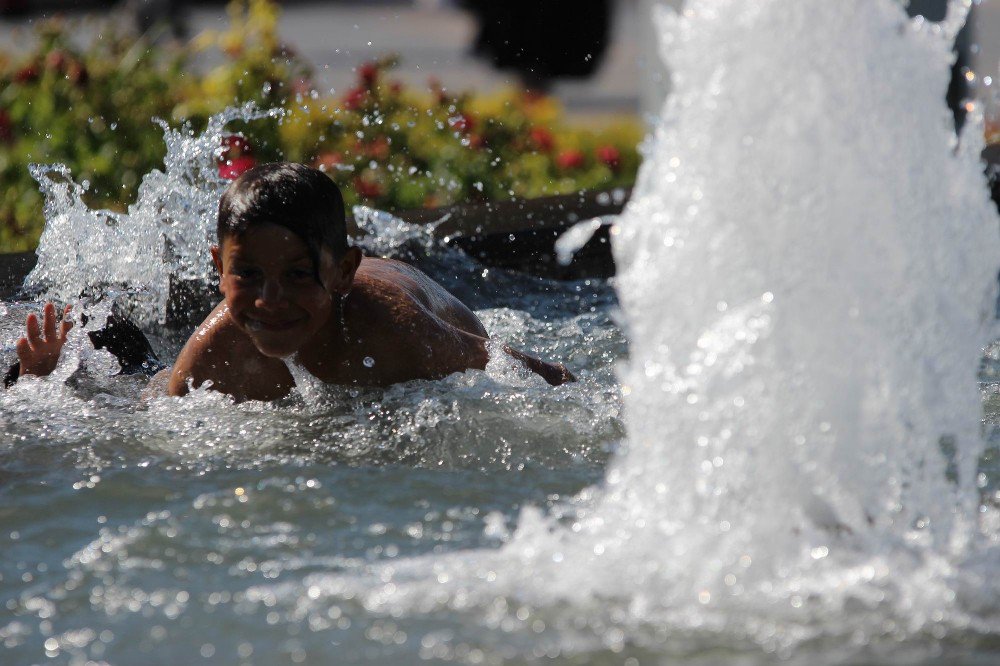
[449,113,474,133]
[366,136,390,161]
[67,61,88,87]
[353,176,383,200]
[596,144,621,170]
[0,110,13,145]
[358,62,379,89]
[217,135,257,180]
[13,65,38,84]
[343,86,367,111]
[219,157,256,180]
[529,127,554,152]
[556,149,585,171]
[467,133,485,150]
[313,152,343,173]
[44,50,67,73]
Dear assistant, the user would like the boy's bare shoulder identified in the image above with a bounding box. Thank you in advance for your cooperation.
[338,261,488,383]
[167,302,290,399]
[352,257,486,335]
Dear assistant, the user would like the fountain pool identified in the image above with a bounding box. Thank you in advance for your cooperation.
[4,0,1000,664]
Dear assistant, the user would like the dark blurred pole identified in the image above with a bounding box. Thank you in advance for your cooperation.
[905,0,974,132]
[461,0,611,92]
[134,0,186,39]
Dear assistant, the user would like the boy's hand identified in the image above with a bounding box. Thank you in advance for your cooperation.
[501,344,576,386]
[17,303,73,378]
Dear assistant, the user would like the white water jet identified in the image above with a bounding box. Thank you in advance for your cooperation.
[558,0,1000,623]
[575,0,1000,635]
[307,0,1000,655]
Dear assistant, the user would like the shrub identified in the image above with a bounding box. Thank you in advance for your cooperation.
[0,0,642,253]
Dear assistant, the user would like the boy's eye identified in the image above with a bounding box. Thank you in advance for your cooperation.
[287,268,313,281]
[231,268,260,280]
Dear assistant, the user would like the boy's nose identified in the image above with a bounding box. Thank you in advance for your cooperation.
[256,278,285,308]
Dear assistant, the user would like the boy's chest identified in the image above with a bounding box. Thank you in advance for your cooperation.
[299,333,415,387]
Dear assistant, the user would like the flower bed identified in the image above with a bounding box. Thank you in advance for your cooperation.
[0,0,642,253]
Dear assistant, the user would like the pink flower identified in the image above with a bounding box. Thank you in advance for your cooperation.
[467,133,484,150]
[44,50,67,73]
[13,65,38,84]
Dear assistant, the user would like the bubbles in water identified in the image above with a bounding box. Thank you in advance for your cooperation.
[363,356,375,368]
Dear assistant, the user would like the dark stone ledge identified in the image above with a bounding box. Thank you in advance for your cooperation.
[0,187,631,302]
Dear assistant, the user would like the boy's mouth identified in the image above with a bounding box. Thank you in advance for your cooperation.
[245,316,303,332]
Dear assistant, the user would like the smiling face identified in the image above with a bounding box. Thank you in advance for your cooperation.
[212,223,360,358]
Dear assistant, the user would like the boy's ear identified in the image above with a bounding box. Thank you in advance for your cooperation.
[331,247,363,294]
[210,246,226,294]
[211,246,224,275]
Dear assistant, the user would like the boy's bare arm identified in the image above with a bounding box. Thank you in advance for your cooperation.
[500,344,576,386]
[394,309,574,386]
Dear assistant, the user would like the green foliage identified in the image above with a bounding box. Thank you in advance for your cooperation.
[0,0,642,253]
[0,17,188,251]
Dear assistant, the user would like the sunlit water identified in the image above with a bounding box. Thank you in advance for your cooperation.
[5,0,1000,663]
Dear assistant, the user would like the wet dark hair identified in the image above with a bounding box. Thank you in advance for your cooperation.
[217,162,349,274]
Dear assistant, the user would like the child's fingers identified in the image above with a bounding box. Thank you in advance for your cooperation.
[25,313,41,347]
[15,336,30,360]
[59,304,73,341]
[42,303,57,341]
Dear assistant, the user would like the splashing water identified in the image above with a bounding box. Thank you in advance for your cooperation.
[577,0,1000,642]
[24,104,280,322]
[290,0,1000,659]
[5,1,1000,662]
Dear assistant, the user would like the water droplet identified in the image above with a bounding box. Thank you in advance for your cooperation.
[363,356,375,368]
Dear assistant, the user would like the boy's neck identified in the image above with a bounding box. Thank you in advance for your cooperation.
[295,294,349,377]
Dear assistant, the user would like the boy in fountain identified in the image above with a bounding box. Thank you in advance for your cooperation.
[14,162,574,400]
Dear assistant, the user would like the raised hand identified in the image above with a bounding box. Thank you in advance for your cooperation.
[16,303,73,378]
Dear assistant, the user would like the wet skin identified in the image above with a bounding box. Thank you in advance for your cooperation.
[16,303,73,377]
[166,223,572,402]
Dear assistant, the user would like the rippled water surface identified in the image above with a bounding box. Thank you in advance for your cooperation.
[0,261,626,664]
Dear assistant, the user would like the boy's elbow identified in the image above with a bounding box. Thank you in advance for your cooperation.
[166,367,191,397]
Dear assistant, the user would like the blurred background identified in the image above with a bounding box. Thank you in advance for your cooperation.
[0,0,997,253]
[3,1,998,118]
